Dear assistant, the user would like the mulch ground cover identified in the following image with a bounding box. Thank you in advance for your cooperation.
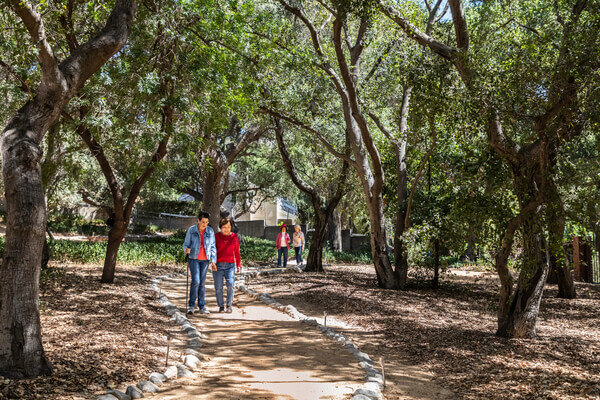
[0,262,185,400]
[249,265,600,400]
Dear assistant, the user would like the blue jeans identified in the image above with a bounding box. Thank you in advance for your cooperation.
[294,246,303,264]
[189,259,209,309]
[212,262,235,307]
[278,247,288,267]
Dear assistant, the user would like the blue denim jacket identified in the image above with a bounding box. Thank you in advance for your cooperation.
[183,224,217,263]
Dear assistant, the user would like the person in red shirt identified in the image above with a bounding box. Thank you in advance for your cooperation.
[276,224,291,267]
[213,217,241,313]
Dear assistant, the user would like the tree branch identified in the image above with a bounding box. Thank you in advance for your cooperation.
[405,114,437,230]
[124,105,172,220]
[0,58,32,96]
[64,111,125,218]
[225,123,267,166]
[448,0,469,51]
[486,109,519,165]
[260,106,357,168]
[59,0,79,52]
[278,0,327,59]
[274,117,317,198]
[9,0,60,84]
[59,0,137,96]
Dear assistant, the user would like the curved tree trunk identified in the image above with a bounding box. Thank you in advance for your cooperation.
[0,0,136,377]
[100,220,128,283]
[497,212,550,338]
[306,214,328,272]
[368,196,397,289]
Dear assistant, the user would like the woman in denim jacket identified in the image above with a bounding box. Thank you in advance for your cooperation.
[183,210,217,314]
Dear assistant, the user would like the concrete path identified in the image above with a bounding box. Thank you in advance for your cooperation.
[153,273,364,399]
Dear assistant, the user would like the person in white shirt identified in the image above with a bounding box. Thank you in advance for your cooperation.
[292,225,305,266]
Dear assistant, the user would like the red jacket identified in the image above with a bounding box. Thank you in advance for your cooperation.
[215,232,241,268]
[276,232,291,249]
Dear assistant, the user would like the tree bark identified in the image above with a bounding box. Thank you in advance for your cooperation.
[497,210,550,338]
[326,209,343,251]
[546,181,576,298]
[0,0,136,377]
[0,121,52,378]
[307,212,328,272]
[101,220,127,283]
[201,168,224,231]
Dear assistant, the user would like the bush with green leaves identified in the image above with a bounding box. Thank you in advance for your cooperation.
[47,214,108,235]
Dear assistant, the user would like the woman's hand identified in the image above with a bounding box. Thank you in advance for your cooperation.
[211,263,217,271]
[185,248,191,254]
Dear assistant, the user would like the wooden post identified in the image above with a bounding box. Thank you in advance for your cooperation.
[165,333,171,367]
[380,357,385,388]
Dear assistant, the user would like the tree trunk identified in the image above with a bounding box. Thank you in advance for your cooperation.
[0,0,136,377]
[327,209,342,251]
[394,142,409,289]
[201,169,224,231]
[432,238,440,289]
[497,211,550,338]
[368,196,398,289]
[100,221,127,284]
[0,117,53,378]
[546,182,576,298]
[306,215,328,272]
[465,229,477,262]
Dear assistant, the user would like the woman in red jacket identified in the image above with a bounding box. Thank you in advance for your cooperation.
[213,217,241,313]
[276,224,291,268]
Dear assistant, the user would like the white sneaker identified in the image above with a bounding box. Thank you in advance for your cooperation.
[198,308,210,315]
[187,307,194,314]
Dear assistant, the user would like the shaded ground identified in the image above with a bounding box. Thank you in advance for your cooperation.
[154,275,366,399]
[0,262,186,400]
[249,265,600,400]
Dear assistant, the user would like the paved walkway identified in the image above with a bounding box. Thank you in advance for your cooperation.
[153,273,364,400]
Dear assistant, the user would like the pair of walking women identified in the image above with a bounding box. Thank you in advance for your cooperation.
[182,211,241,315]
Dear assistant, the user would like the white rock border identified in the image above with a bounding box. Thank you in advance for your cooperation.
[236,269,384,400]
[95,272,203,400]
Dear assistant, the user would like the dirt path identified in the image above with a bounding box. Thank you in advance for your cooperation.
[154,274,365,400]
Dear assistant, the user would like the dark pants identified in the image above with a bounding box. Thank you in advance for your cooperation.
[294,246,303,264]
[277,247,288,267]
[188,259,209,309]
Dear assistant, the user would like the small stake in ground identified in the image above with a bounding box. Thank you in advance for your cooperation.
[324,311,327,327]
[185,254,189,309]
[165,333,172,367]
[380,356,385,388]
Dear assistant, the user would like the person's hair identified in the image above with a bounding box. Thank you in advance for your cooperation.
[295,225,301,230]
[219,217,232,228]
[197,210,210,221]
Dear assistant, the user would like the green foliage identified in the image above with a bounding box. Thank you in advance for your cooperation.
[47,214,108,235]
[240,236,275,262]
